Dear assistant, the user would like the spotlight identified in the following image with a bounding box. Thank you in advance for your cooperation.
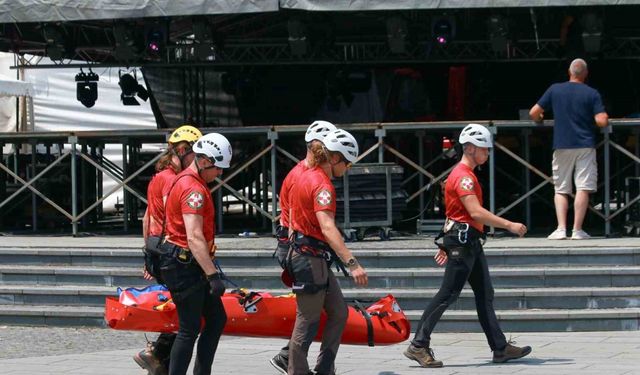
[118,70,149,106]
[581,12,603,53]
[432,17,455,45]
[386,16,408,54]
[488,14,508,53]
[113,23,139,61]
[43,24,66,61]
[145,21,167,58]
[75,68,99,108]
[287,18,307,56]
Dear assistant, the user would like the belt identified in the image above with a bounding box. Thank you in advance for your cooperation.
[163,239,216,262]
[293,232,330,252]
[435,219,485,252]
[292,232,349,277]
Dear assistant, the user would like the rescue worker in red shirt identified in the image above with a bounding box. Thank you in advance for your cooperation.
[136,125,202,375]
[404,124,532,368]
[287,129,368,375]
[270,120,337,374]
[161,132,232,375]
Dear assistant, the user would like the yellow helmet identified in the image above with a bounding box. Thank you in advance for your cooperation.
[169,125,202,144]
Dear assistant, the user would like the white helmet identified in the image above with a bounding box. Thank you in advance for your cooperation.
[193,133,233,168]
[459,123,493,148]
[305,120,337,143]
[323,129,359,163]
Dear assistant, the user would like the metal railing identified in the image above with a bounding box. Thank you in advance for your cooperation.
[0,120,638,236]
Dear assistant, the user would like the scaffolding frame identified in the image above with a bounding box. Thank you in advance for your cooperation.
[0,120,638,236]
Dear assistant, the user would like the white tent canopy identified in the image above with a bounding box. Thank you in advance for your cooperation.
[0,0,633,23]
[0,73,35,97]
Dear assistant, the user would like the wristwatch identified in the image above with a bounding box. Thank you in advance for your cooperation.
[345,258,358,269]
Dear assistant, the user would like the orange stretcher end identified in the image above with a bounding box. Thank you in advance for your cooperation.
[105,289,410,346]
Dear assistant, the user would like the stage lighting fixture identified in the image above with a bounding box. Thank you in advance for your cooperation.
[113,23,139,61]
[488,14,508,53]
[118,70,149,106]
[386,16,408,54]
[581,12,603,53]
[432,17,455,45]
[145,21,167,58]
[43,24,65,61]
[193,19,215,60]
[287,18,308,56]
[75,69,99,108]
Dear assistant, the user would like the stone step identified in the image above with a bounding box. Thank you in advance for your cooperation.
[2,246,639,268]
[2,265,640,288]
[1,304,637,332]
[2,285,639,311]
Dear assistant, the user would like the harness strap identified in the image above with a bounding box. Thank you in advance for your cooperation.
[354,300,375,347]
[293,232,349,278]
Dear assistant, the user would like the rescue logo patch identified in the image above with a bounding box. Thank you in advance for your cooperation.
[460,176,475,191]
[186,191,204,209]
[316,189,332,206]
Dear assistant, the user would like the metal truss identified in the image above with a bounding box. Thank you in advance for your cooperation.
[12,37,640,69]
[0,121,638,236]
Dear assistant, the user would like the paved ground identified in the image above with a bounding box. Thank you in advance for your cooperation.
[0,327,639,374]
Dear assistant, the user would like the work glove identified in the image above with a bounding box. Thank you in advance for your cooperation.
[207,274,225,297]
[275,241,290,269]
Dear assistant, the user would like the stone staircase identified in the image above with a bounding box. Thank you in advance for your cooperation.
[0,237,639,332]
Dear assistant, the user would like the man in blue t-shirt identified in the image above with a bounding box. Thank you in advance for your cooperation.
[529,58,608,240]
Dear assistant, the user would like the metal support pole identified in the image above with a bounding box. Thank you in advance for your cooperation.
[97,144,104,218]
[13,143,19,184]
[635,128,640,179]
[343,172,350,230]
[90,145,97,225]
[0,142,4,229]
[31,140,37,232]
[122,140,129,233]
[603,126,611,236]
[69,136,78,236]
[81,142,88,229]
[216,189,223,233]
[269,130,278,234]
[375,128,386,163]
[386,166,392,225]
[488,124,496,234]
[523,129,531,227]
[261,153,268,228]
[417,131,425,220]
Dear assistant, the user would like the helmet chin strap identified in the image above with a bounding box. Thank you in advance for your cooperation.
[194,155,205,178]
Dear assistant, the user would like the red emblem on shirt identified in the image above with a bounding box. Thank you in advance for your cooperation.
[316,189,332,206]
[186,191,204,209]
[460,177,474,191]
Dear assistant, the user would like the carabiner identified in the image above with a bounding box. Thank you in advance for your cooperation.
[457,223,469,244]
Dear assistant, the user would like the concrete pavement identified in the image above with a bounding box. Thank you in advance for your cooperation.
[0,327,639,374]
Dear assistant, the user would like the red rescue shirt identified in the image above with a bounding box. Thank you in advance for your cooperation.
[146,168,176,236]
[279,160,309,228]
[289,166,336,242]
[445,162,483,232]
[164,168,215,249]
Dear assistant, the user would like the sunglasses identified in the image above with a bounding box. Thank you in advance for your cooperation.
[198,156,223,170]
